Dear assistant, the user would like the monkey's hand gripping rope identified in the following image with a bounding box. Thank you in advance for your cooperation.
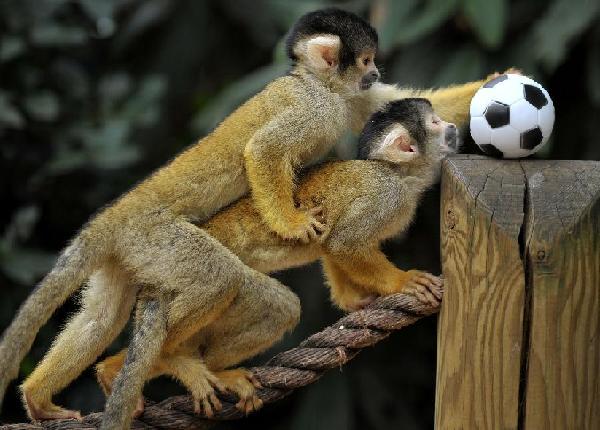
[2,292,439,430]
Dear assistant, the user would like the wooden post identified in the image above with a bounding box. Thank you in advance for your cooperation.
[435,155,600,429]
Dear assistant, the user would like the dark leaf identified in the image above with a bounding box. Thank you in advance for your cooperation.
[531,0,600,71]
[462,0,506,48]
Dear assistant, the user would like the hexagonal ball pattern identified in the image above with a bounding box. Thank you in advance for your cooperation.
[491,125,524,158]
[510,99,539,132]
[538,103,555,144]
[470,88,493,117]
[523,84,548,108]
[520,127,543,150]
[484,101,510,128]
[479,144,504,158]
[470,116,492,146]
[483,74,508,88]
[488,79,525,105]
[508,74,542,89]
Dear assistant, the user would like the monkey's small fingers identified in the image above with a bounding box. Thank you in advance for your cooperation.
[244,398,255,415]
[413,289,429,304]
[202,398,214,418]
[209,392,222,411]
[308,206,323,216]
[311,219,326,233]
[428,285,443,301]
[413,284,438,307]
[210,377,228,394]
[422,286,440,307]
[252,395,263,411]
[193,399,201,415]
[423,272,444,287]
[298,231,311,244]
[235,398,247,413]
[249,374,262,389]
[307,226,319,242]
[132,397,145,418]
[414,275,437,289]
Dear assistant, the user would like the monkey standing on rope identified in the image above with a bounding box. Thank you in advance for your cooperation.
[97,98,456,419]
[0,8,377,422]
[0,7,511,427]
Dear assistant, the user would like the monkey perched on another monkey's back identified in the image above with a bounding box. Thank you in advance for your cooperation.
[204,98,455,309]
[97,98,454,416]
[0,7,509,426]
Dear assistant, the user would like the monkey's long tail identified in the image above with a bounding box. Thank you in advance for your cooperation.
[0,231,104,410]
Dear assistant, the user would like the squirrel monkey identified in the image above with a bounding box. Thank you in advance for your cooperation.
[0,6,509,424]
[0,8,380,421]
[96,98,456,420]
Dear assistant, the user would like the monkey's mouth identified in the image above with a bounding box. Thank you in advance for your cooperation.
[440,129,459,154]
[360,81,374,90]
[359,73,379,90]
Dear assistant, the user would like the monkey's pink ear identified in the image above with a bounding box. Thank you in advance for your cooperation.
[305,35,340,70]
[392,134,417,153]
[372,125,419,163]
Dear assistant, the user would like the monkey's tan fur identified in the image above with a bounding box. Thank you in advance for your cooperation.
[0,77,492,425]
[0,8,508,426]
[96,98,457,418]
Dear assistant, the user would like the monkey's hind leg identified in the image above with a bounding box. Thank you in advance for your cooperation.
[100,293,168,430]
[203,272,301,414]
[322,255,376,311]
[121,220,246,354]
[96,350,227,418]
[96,349,146,418]
[20,262,136,421]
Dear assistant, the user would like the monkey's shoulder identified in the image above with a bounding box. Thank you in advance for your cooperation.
[295,159,397,205]
[265,75,348,119]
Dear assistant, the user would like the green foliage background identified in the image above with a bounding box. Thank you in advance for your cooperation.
[1,0,598,428]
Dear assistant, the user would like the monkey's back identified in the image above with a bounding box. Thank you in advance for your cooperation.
[106,74,326,223]
[200,159,417,273]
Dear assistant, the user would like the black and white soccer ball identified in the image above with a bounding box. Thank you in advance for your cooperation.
[470,74,554,158]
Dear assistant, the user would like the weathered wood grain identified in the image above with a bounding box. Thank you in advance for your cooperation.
[435,155,526,429]
[436,155,600,430]
[522,161,600,429]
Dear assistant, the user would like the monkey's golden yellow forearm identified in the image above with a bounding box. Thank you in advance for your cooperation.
[366,78,487,128]
[413,79,487,127]
[244,148,298,237]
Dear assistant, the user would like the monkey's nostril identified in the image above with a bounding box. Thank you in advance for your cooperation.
[369,71,380,81]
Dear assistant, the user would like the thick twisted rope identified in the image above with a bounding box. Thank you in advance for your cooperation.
[1,292,439,430]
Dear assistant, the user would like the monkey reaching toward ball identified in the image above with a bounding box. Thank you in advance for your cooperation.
[96,97,457,421]
[0,7,510,428]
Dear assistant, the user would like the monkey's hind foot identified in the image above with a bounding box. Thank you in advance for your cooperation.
[132,396,145,418]
[185,368,226,418]
[214,368,263,415]
[22,390,82,421]
[402,270,444,307]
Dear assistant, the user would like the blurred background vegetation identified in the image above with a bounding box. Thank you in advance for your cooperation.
[1,0,599,428]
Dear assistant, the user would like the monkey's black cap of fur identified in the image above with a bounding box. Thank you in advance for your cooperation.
[286,8,378,71]
[358,98,433,160]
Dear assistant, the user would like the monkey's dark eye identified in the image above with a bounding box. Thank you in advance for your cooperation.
[363,58,370,66]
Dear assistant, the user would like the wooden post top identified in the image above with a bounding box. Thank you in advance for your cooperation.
[443,154,600,248]
[436,154,600,430]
